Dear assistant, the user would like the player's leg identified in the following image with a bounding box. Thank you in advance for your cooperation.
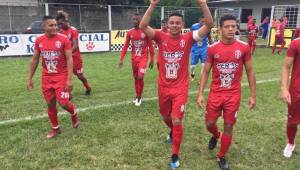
[272,36,278,55]
[158,86,173,143]
[132,62,139,104]
[206,92,222,150]
[169,90,188,169]
[42,79,61,138]
[278,39,286,55]
[74,60,91,95]
[55,80,79,128]
[135,62,147,106]
[217,95,240,170]
[283,98,300,158]
[190,51,200,81]
[252,39,256,55]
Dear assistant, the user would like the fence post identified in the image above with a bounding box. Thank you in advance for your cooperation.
[268,6,275,47]
[108,5,112,31]
[161,6,164,20]
[78,4,83,31]
[8,4,12,33]
[45,3,49,15]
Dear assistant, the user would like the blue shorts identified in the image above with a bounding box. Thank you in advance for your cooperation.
[191,48,207,65]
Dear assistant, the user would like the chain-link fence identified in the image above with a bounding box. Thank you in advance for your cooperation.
[271,5,300,28]
[0,2,244,34]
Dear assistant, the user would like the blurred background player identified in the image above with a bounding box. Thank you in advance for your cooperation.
[190,16,212,81]
[56,11,91,96]
[247,19,259,55]
[281,37,300,158]
[260,16,269,40]
[140,0,213,168]
[119,13,154,106]
[27,16,79,139]
[272,18,286,55]
[161,18,168,33]
[293,26,300,39]
[234,19,241,40]
[198,15,256,170]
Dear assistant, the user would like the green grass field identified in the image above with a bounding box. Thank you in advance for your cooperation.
[0,48,299,170]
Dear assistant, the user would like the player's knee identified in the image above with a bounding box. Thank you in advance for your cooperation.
[206,121,216,129]
[172,118,182,126]
[224,123,234,135]
[46,99,56,108]
[77,73,84,79]
[287,123,298,128]
[59,102,69,109]
[136,77,143,80]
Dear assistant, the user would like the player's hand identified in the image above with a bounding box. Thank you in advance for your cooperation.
[197,94,205,109]
[150,0,159,5]
[118,62,123,69]
[248,96,256,110]
[149,61,154,70]
[27,79,33,91]
[281,89,291,105]
[65,80,73,92]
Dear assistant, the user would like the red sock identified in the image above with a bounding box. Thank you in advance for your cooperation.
[287,125,297,145]
[134,80,139,97]
[272,45,276,54]
[47,106,59,128]
[137,80,144,97]
[163,118,173,129]
[83,80,91,90]
[64,102,76,116]
[217,134,232,158]
[172,125,183,155]
[279,43,285,53]
[207,124,220,138]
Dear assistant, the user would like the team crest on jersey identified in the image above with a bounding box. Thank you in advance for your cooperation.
[141,32,146,39]
[55,41,62,48]
[214,54,220,59]
[235,50,242,59]
[39,43,43,48]
[68,34,72,39]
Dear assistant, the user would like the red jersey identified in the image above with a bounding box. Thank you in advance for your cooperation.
[34,33,72,76]
[120,28,154,63]
[248,25,258,39]
[275,22,285,36]
[287,38,300,98]
[206,40,252,95]
[154,31,194,87]
[293,27,300,39]
[60,26,81,59]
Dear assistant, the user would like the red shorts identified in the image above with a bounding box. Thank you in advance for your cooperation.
[275,35,284,45]
[158,85,188,120]
[206,92,241,124]
[73,56,83,75]
[42,75,70,105]
[287,97,300,124]
[248,38,256,47]
[132,59,147,78]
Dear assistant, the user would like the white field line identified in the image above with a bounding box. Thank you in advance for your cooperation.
[0,78,279,126]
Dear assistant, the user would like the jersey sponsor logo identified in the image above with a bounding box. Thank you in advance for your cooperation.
[217,62,239,88]
[165,63,179,79]
[132,40,144,48]
[235,50,242,59]
[55,41,62,48]
[214,54,220,59]
[163,51,184,62]
[67,33,72,39]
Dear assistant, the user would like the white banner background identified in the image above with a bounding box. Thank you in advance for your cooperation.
[0,33,110,56]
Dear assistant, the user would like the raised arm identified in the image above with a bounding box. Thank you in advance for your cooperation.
[194,0,214,40]
[139,0,160,39]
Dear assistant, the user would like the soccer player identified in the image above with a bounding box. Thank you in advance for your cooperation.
[56,11,91,95]
[260,16,269,40]
[119,14,154,106]
[197,15,256,170]
[281,37,300,158]
[293,26,300,39]
[190,16,212,81]
[27,16,79,139]
[161,18,169,33]
[247,15,253,31]
[140,0,213,168]
[247,19,259,55]
[272,18,286,55]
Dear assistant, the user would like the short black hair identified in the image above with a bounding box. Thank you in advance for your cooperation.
[56,10,69,21]
[169,12,184,19]
[220,14,237,27]
[161,18,168,23]
[42,16,55,22]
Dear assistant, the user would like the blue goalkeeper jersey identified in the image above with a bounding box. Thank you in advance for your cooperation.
[190,23,209,51]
